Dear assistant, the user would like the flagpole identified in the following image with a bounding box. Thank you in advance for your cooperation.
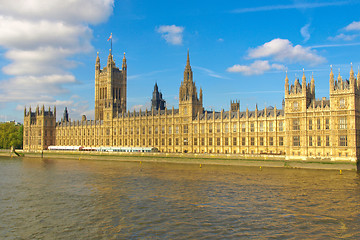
[108,33,113,54]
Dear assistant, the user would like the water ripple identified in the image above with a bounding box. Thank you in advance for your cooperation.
[0,157,360,239]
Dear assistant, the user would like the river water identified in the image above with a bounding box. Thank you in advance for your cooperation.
[1,157,360,239]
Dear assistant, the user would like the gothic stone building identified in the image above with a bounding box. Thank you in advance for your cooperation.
[23,50,360,162]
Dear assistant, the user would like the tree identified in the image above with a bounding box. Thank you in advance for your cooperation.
[0,122,23,149]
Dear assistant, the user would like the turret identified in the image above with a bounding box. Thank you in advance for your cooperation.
[302,69,306,93]
[337,69,342,90]
[357,67,360,90]
[285,71,289,95]
[122,52,127,71]
[95,52,100,71]
[311,73,315,96]
[63,107,69,122]
[107,49,113,68]
[231,100,240,112]
[349,63,355,91]
[330,66,334,93]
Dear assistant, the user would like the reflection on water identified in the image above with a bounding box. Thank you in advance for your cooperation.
[1,157,360,239]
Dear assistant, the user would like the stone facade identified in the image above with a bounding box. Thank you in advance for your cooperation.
[23,51,360,162]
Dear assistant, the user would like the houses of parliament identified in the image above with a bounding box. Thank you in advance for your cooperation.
[23,49,360,162]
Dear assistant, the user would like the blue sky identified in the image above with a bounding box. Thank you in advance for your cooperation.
[1,0,360,122]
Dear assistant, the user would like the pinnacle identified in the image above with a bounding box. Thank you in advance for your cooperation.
[302,68,306,81]
[350,63,354,74]
[186,49,190,67]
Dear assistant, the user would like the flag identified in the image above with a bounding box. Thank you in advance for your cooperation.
[107,33,112,41]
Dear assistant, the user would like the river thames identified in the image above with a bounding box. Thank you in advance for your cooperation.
[1,157,360,239]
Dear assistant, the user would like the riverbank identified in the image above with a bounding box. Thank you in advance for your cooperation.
[0,150,357,171]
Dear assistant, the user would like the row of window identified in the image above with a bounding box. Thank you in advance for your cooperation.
[293,135,347,147]
[26,119,55,126]
[58,135,349,148]
[293,117,347,130]
[58,136,286,147]
[57,121,286,136]
[25,130,53,137]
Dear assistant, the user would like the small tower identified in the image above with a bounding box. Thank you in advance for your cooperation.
[285,69,313,112]
[357,67,360,90]
[284,69,315,157]
[285,71,289,96]
[349,63,355,91]
[62,107,69,122]
[301,69,306,92]
[23,106,56,151]
[329,64,358,160]
[310,73,315,96]
[151,83,166,111]
[329,66,334,93]
[230,100,240,112]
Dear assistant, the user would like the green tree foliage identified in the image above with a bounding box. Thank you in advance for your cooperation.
[0,123,23,149]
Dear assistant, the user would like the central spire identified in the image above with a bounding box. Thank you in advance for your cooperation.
[179,49,204,117]
[186,49,190,67]
[184,50,193,82]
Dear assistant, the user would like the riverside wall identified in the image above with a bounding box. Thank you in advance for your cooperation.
[0,150,357,171]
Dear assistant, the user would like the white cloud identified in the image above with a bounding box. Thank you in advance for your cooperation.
[271,63,286,70]
[227,60,285,75]
[311,42,360,48]
[344,21,360,31]
[248,38,326,65]
[156,25,184,45]
[193,66,230,79]
[0,0,114,118]
[128,69,171,80]
[0,75,76,103]
[0,16,92,51]
[0,0,114,24]
[231,1,349,13]
[131,105,145,111]
[130,102,152,111]
[300,23,311,42]
[2,48,81,76]
[328,20,360,42]
[328,33,359,41]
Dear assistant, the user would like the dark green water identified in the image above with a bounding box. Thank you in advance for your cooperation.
[1,157,360,239]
